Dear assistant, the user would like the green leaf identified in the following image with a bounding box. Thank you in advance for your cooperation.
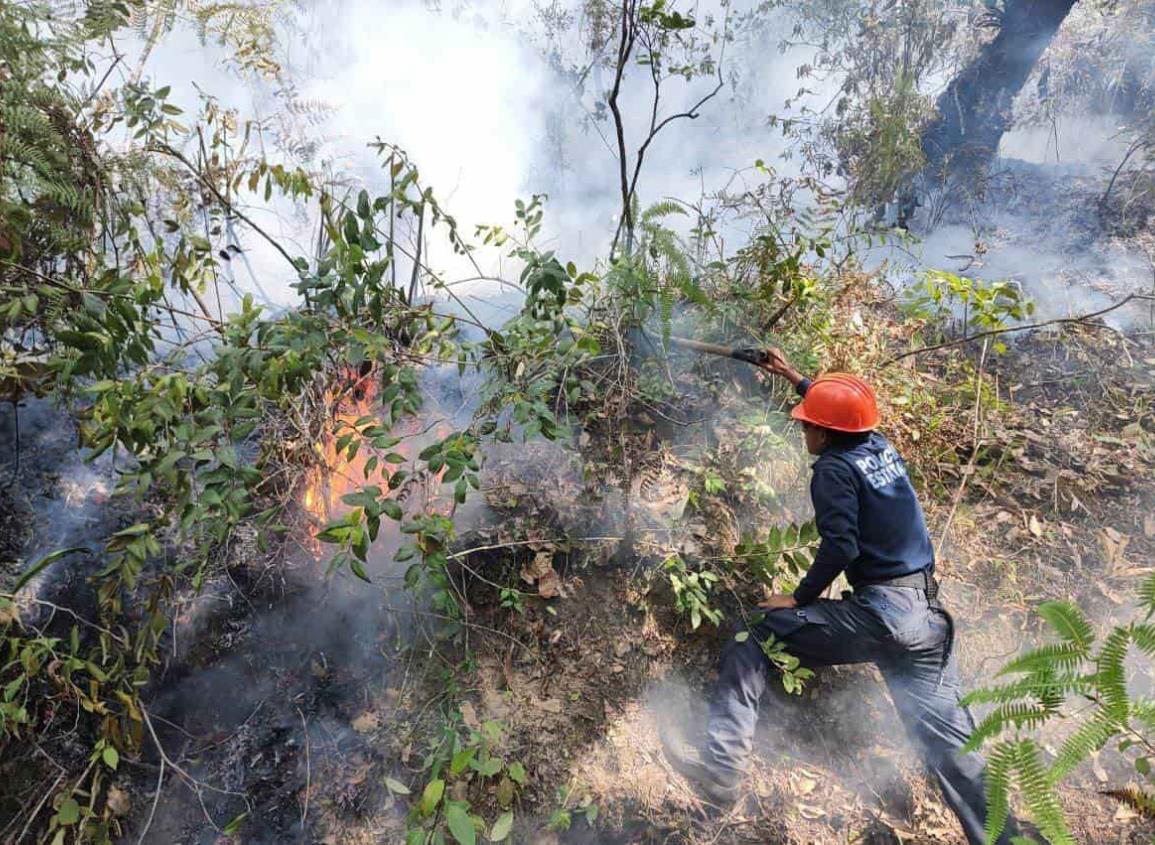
[223,812,248,834]
[489,810,514,842]
[102,746,119,770]
[384,776,411,795]
[13,547,87,592]
[734,631,749,643]
[506,761,526,785]
[57,798,80,825]
[450,746,478,776]
[471,755,502,777]
[419,778,445,816]
[445,802,476,845]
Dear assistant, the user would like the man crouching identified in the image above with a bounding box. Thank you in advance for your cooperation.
[663,349,1021,845]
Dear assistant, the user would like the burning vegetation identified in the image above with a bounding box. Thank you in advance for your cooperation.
[3,1,1155,844]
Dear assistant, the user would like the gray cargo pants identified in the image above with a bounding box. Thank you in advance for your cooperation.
[706,584,1016,845]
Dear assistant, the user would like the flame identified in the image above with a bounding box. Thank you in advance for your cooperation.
[301,367,385,526]
[300,366,456,530]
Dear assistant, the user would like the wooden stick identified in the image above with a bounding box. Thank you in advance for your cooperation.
[664,334,738,358]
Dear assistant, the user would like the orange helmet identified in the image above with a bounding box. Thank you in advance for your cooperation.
[790,374,880,433]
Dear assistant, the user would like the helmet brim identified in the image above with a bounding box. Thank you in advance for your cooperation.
[790,401,878,433]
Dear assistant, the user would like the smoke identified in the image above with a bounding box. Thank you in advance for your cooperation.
[0,398,117,602]
[998,115,1133,168]
[130,0,831,309]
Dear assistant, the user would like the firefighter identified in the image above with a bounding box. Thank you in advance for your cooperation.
[662,348,1020,845]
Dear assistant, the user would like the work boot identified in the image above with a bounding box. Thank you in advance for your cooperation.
[659,730,741,804]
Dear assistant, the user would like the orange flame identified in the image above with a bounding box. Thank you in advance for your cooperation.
[300,367,457,529]
[302,368,385,525]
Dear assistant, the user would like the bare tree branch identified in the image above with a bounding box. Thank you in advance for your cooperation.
[607,0,638,259]
[609,5,728,257]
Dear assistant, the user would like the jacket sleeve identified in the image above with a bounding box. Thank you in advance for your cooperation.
[793,458,861,605]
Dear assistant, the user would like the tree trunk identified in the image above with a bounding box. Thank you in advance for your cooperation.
[921,0,1079,177]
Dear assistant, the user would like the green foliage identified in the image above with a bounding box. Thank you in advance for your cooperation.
[403,715,527,845]
[664,556,722,630]
[0,8,542,834]
[473,195,601,442]
[0,2,102,268]
[549,783,598,832]
[903,270,1035,350]
[964,575,1155,842]
[733,628,813,695]
[605,200,712,341]
[835,72,930,205]
[733,521,819,593]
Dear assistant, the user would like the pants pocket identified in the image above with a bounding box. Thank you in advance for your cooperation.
[758,604,830,640]
[854,587,929,648]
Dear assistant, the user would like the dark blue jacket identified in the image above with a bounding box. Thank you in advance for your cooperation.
[791,380,935,605]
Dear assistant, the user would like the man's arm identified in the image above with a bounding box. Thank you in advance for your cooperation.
[758,348,810,395]
[793,460,861,605]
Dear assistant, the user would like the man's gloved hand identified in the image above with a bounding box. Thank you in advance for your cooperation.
[758,593,798,610]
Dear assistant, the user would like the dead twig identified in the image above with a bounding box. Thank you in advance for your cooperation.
[13,771,65,844]
[140,703,249,810]
[379,603,543,665]
[1099,136,1151,217]
[935,338,989,559]
[1,593,129,646]
[152,144,299,276]
[136,752,166,845]
[296,706,311,831]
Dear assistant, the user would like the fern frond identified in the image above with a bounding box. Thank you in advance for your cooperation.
[1049,710,1120,781]
[1037,601,1095,651]
[983,740,1015,843]
[1138,572,1155,619]
[963,673,1091,707]
[1102,787,1155,819]
[1128,700,1155,729]
[1015,740,1075,845]
[0,133,58,172]
[997,642,1087,676]
[1095,627,1132,718]
[1131,623,1155,657]
[659,279,675,343]
[641,200,687,223]
[963,702,1051,753]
